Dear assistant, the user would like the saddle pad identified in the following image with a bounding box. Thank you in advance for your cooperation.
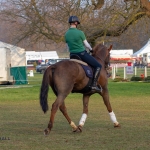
[81,64,93,78]
[69,59,88,66]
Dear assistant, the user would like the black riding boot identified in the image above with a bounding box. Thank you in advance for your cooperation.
[91,67,101,92]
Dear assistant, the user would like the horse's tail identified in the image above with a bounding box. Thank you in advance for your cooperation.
[40,66,54,113]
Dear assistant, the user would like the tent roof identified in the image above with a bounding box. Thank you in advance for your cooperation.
[0,41,24,50]
[132,39,150,57]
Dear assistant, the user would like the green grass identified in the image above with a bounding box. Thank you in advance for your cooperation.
[0,73,150,150]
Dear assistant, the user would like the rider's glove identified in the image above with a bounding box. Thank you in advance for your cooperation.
[90,49,93,53]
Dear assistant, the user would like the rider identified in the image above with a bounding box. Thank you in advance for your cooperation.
[65,16,102,92]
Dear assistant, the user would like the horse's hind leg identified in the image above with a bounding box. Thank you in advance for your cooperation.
[44,94,66,135]
[59,102,78,131]
[100,88,120,128]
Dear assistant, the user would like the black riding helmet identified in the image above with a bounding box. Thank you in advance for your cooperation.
[68,16,80,24]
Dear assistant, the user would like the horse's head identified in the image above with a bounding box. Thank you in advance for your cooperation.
[92,44,112,69]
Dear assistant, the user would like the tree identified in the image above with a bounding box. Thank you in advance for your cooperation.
[0,0,150,49]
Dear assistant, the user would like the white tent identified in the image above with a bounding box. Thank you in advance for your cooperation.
[0,41,27,85]
[132,39,150,57]
[0,41,26,67]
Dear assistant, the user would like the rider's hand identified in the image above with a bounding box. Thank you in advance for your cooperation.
[90,49,93,53]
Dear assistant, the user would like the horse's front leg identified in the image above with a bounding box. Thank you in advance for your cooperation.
[74,94,90,132]
[59,102,78,132]
[100,88,120,128]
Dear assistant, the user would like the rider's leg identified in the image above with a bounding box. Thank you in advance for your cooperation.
[75,51,102,92]
[91,67,101,91]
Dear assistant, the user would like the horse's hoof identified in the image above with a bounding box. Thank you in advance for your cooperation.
[73,125,82,133]
[114,123,121,128]
[44,128,50,135]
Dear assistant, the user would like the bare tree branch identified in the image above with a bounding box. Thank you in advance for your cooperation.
[0,0,150,47]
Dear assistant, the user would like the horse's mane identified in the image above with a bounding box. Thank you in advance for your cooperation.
[92,43,110,68]
[93,43,106,56]
[93,43,105,52]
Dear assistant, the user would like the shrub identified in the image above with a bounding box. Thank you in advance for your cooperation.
[144,76,150,81]
[130,76,142,81]
[113,78,129,82]
[113,78,123,82]
[33,61,37,69]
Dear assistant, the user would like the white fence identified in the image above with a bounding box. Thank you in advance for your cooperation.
[110,65,150,80]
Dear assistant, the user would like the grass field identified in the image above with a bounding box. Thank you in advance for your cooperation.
[0,73,150,150]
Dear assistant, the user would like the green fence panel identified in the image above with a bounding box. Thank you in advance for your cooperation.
[10,66,28,85]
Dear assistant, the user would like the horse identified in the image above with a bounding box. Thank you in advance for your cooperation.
[40,43,120,135]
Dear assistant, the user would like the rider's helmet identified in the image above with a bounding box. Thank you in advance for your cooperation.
[68,16,80,24]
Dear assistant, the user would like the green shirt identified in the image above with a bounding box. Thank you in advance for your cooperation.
[65,28,86,53]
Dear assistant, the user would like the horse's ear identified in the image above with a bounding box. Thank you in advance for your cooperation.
[108,45,112,52]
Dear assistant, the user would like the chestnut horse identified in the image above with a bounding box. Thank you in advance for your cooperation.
[40,44,120,135]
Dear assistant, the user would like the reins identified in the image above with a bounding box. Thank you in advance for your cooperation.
[92,52,110,70]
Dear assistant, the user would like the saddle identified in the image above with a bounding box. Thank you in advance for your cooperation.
[69,54,94,94]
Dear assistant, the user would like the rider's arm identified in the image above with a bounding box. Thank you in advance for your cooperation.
[66,43,69,50]
[83,40,92,51]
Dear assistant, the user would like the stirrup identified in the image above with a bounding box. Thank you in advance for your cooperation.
[91,85,102,93]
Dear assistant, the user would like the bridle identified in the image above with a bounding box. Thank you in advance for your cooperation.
[104,52,110,69]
